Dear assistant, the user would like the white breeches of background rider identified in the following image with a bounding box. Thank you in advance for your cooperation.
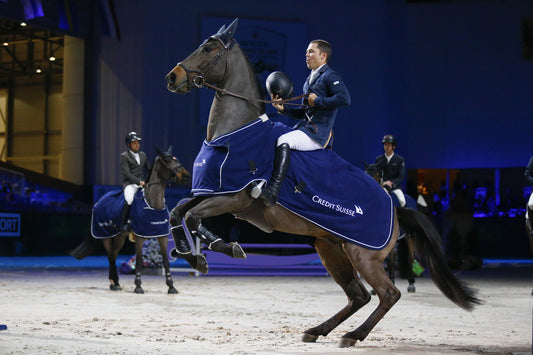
[392,188,406,207]
[527,192,533,219]
[276,130,322,151]
[124,184,140,205]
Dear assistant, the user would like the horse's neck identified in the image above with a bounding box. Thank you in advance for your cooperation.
[145,163,166,210]
[206,47,264,141]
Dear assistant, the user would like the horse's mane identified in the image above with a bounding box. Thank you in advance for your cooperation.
[233,41,266,112]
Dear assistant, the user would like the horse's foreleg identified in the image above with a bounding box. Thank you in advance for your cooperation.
[339,242,401,348]
[134,235,145,294]
[195,223,246,259]
[157,236,178,294]
[183,195,249,259]
[169,209,209,274]
[302,238,371,343]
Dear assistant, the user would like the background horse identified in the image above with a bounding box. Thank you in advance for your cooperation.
[364,163,418,293]
[165,18,481,348]
[70,146,190,294]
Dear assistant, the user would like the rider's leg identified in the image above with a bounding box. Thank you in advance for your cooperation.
[527,192,533,235]
[259,130,321,206]
[121,184,138,231]
[391,188,406,207]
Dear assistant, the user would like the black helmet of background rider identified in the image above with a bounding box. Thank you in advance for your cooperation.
[382,134,397,148]
[125,131,142,146]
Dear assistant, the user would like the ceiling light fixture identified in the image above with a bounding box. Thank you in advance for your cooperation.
[49,56,56,61]
[2,42,8,46]
[20,22,27,27]
[35,68,42,73]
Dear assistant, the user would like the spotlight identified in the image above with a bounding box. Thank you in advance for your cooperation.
[2,42,7,46]
[35,68,42,73]
[49,56,56,61]
[20,22,27,27]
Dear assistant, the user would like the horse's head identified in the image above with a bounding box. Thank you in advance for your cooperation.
[364,162,381,184]
[166,18,239,94]
[154,146,191,185]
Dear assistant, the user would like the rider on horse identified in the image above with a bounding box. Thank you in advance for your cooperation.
[120,131,152,232]
[375,134,407,207]
[256,39,351,206]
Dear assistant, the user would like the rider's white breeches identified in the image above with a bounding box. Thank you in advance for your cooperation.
[392,189,406,207]
[527,193,533,219]
[124,184,139,205]
[276,130,322,151]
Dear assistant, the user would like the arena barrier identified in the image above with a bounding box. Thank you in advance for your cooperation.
[168,240,328,277]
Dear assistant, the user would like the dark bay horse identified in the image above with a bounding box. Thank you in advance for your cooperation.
[70,147,190,294]
[165,18,481,348]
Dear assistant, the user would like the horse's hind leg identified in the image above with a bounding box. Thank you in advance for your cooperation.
[398,237,416,292]
[339,242,401,348]
[133,235,145,294]
[157,236,178,294]
[302,238,371,343]
[103,235,126,291]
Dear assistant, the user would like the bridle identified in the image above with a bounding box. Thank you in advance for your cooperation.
[146,154,186,187]
[177,36,308,108]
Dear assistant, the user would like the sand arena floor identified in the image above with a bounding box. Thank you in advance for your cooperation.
[0,264,531,355]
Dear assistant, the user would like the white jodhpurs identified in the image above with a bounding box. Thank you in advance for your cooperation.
[276,130,322,151]
[124,184,140,205]
[392,188,406,207]
[527,192,533,219]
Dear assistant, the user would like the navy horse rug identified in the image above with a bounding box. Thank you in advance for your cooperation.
[192,115,394,250]
[91,190,170,239]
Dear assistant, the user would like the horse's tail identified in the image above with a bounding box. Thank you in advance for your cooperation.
[69,235,101,260]
[396,207,483,311]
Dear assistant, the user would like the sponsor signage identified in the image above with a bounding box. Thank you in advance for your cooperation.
[0,212,20,237]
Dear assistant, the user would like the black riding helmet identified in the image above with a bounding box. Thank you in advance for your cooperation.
[265,71,294,100]
[125,131,142,146]
[382,134,397,146]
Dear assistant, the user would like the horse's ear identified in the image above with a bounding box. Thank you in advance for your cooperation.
[215,24,226,36]
[167,145,173,155]
[155,145,163,156]
[218,18,238,47]
[364,161,369,168]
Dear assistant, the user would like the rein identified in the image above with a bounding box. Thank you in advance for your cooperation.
[200,81,308,107]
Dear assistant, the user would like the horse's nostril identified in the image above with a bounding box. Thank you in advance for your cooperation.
[166,72,176,84]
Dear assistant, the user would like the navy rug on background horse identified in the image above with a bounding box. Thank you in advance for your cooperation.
[91,189,170,239]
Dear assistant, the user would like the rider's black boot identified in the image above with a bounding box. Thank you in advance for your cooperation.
[260,143,290,207]
[120,202,132,232]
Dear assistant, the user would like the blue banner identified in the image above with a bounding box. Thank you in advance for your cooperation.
[0,213,20,237]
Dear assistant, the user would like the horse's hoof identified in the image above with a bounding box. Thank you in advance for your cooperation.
[109,284,122,291]
[229,242,247,259]
[168,287,178,294]
[302,333,318,343]
[339,337,356,348]
[195,254,209,274]
[407,284,416,293]
[134,287,144,294]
